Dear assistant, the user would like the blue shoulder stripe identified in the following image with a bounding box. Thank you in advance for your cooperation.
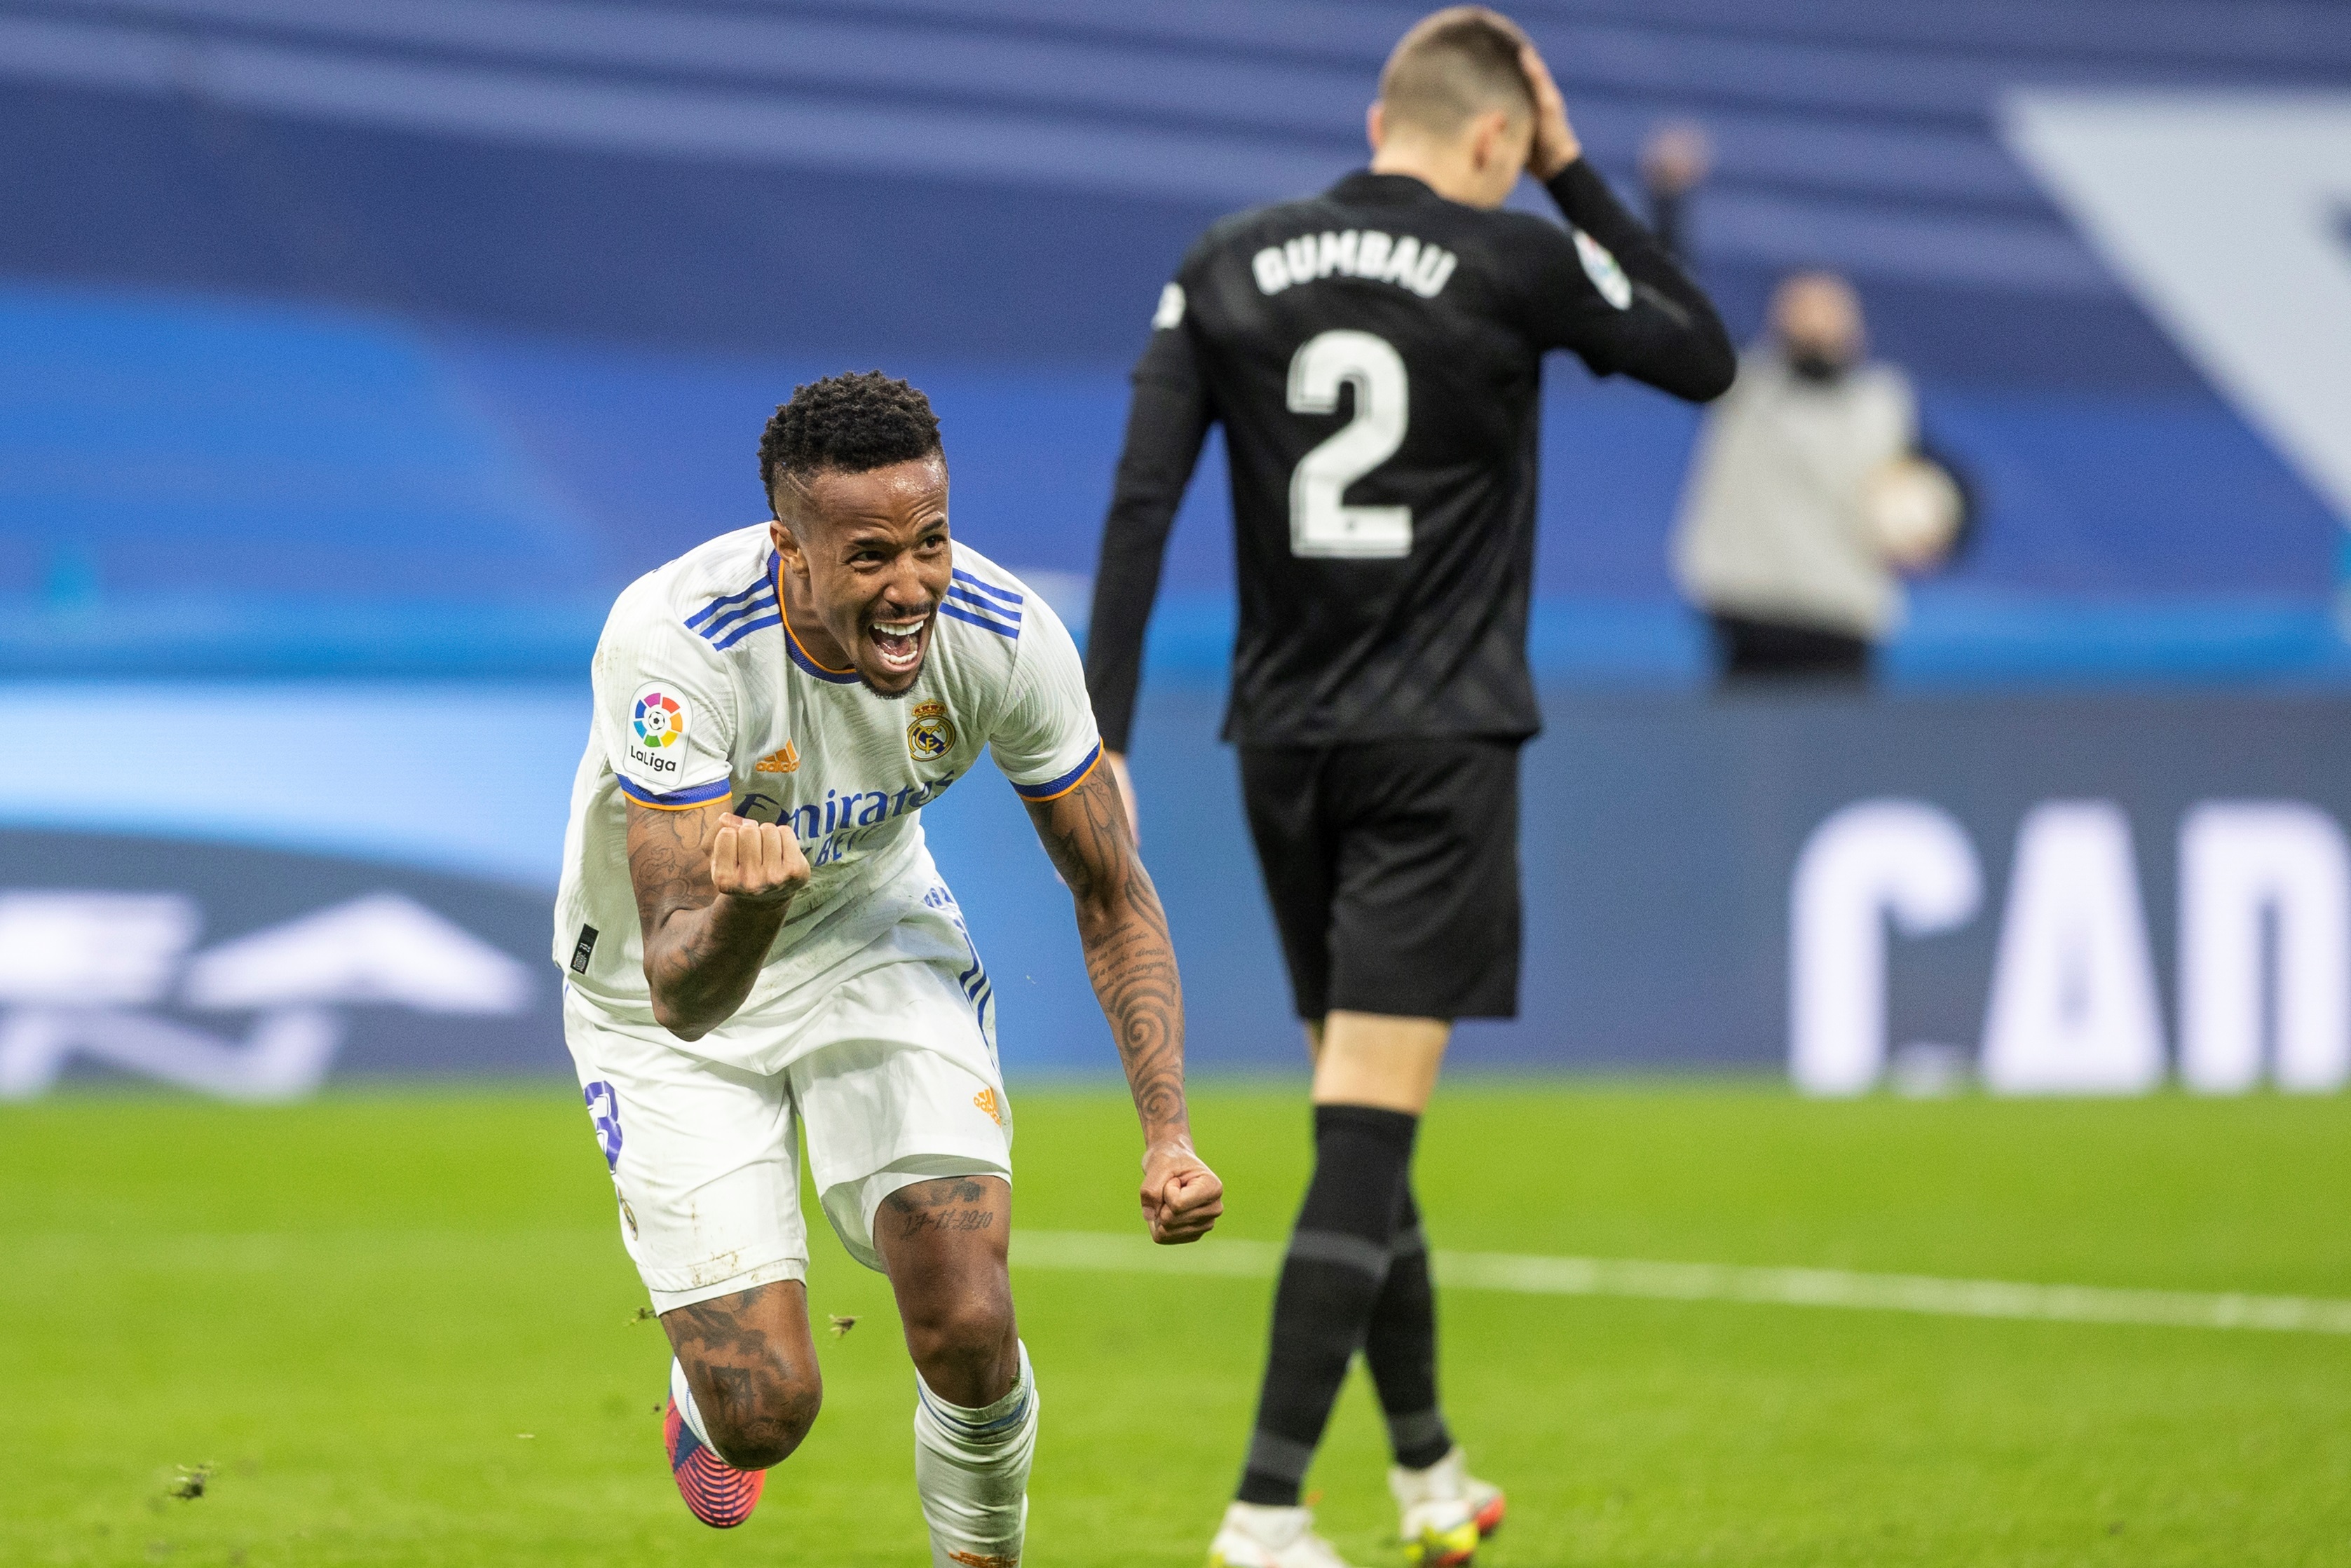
[685,578,768,631]
[710,609,782,650]
[684,552,781,637]
[939,601,1020,639]
[950,568,1024,608]
[697,589,777,643]
[946,585,1022,624]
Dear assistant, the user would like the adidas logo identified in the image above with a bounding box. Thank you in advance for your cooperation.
[755,742,800,774]
[972,1087,1005,1127]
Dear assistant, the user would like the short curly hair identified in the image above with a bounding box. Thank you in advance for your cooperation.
[758,371,943,509]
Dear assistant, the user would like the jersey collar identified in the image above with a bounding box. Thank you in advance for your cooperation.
[775,551,860,685]
[1327,169,1446,207]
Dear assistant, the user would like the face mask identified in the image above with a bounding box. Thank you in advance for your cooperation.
[1787,349,1848,384]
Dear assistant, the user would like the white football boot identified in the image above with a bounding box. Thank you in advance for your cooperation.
[1207,1501,1360,1568]
[1389,1446,1503,1566]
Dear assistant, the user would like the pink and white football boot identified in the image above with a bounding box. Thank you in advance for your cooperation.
[664,1381,764,1529]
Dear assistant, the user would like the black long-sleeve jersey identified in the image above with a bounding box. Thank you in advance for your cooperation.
[1085,161,1736,753]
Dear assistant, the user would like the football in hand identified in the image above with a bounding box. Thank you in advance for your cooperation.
[1863,456,1963,571]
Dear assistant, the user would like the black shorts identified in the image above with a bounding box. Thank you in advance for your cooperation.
[1708,612,1873,683]
[1239,738,1522,1022]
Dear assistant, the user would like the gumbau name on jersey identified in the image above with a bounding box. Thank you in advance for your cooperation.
[1251,230,1459,300]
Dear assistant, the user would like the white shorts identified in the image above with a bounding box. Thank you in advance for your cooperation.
[564,952,1014,1312]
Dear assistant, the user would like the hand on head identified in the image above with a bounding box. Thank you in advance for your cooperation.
[1515,42,1580,179]
[1365,11,1576,205]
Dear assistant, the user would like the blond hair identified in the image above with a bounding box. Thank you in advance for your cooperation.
[1378,8,1536,138]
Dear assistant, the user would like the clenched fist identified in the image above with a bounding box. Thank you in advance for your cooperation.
[709,813,810,904]
[1140,1137,1224,1245]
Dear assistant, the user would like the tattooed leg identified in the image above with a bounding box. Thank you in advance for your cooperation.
[880,1174,1035,1568]
[875,1175,1018,1406]
[661,1279,823,1469]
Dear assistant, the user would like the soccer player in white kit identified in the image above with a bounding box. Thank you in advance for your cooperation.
[554,371,1224,1564]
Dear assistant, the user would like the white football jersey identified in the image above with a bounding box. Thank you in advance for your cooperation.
[554,525,1100,1032]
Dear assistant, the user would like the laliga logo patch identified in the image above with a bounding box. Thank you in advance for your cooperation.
[627,682,693,779]
[907,700,956,763]
[632,688,685,747]
[1574,228,1633,311]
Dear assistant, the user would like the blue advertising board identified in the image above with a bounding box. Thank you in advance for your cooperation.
[7,682,2348,1098]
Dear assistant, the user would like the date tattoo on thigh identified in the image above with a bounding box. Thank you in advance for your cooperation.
[884,1176,1001,1241]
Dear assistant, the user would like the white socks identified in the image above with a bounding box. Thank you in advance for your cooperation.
[1222,1500,1314,1546]
[669,1356,717,1447]
[676,1339,1037,1560]
[913,1340,1039,1568]
[1389,1444,1467,1505]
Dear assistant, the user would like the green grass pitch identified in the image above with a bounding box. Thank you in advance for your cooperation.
[6,1081,2351,1566]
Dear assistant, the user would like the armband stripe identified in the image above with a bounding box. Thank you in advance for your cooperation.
[1010,742,1103,803]
[617,775,732,810]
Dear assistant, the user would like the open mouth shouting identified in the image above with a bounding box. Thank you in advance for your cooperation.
[867,608,934,680]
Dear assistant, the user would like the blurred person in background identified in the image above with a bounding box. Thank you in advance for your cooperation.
[1671,271,1967,683]
[1086,8,1733,1565]
[1639,119,1712,265]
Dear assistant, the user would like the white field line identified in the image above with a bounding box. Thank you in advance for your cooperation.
[1011,1230,2351,1337]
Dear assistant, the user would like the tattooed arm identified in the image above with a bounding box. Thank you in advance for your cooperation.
[1025,766,1224,1243]
[627,800,810,1042]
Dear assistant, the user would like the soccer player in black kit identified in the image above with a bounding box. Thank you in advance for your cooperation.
[1083,11,1734,1567]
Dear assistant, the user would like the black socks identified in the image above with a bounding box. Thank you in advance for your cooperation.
[1365,1185,1453,1470]
[1236,1104,1450,1507]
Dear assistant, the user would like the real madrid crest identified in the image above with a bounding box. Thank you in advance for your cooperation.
[907,699,955,763]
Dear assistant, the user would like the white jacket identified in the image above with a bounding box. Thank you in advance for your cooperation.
[1671,346,1916,639]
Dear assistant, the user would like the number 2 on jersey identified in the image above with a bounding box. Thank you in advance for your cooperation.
[1286,329,1410,559]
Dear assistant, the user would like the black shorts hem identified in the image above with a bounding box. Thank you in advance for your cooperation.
[1241,738,1524,1026]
